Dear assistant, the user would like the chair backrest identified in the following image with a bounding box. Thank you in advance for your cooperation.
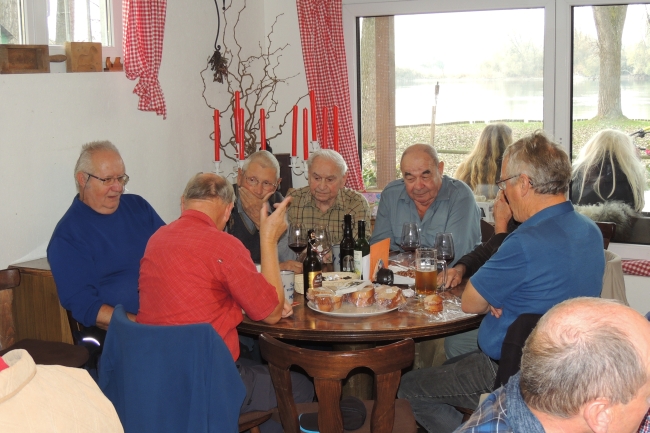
[276,153,294,197]
[493,313,542,389]
[259,334,415,433]
[99,305,246,433]
[480,219,495,243]
[0,268,20,291]
[595,221,616,249]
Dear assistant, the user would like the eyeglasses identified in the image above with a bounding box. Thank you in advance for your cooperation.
[495,174,520,191]
[85,172,130,186]
[245,175,278,191]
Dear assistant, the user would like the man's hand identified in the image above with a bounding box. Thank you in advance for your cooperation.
[239,187,273,229]
[260,196,292,244]
[442,264,466,289]
[280,260,303,273]
[493,191,513,234]
[489,305,503,319]
[281,301,294,318]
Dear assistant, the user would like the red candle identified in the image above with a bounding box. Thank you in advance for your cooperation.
[239,108,245,160]
[309,90,317,141]
[260,108,266,150]
[303,108,309,161]
[321,107,328,149]
[234,91,241,147]
[291,106,298,156]
[333,105,339,152]
[214,109,220,161]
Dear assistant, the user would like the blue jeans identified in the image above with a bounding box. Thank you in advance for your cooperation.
[397,350,497,433]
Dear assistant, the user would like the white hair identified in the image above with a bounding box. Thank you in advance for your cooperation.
[307,149,348,177]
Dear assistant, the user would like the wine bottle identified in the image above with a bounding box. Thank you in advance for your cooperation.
[303,229,322,303]
[354,220,370,279]
[340,214,356,273]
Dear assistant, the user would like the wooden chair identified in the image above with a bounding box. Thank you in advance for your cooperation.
[595,221,616,250]
[259,334,417,433]
[0,268,89,367]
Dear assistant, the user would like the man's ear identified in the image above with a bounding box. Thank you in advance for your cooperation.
[237,168,244,186]
[76,172,88,190]
[438,161,445,176]
[341,171,348,187]
[180,196,186,212]
[519,174,532,197]
[223,202,235,224]
[583,399,613,433]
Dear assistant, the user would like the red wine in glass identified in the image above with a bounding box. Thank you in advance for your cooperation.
[288,243,307,254]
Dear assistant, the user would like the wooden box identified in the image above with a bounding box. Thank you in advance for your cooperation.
[0,45,50,74]
[65,42,103,72]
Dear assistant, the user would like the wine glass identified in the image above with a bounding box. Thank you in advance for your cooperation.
[311,225,332,264]
[434,232,455,266]
[287,222,307,260]
[400,223,420,262]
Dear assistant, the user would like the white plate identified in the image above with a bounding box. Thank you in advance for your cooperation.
[388,266,415,285]
[307,301,398,317]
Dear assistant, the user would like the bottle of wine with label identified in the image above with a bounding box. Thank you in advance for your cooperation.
[303,229,322,303]
[340,214,356,273]
[354,220,370,279]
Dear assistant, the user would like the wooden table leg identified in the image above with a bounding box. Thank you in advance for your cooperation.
[334,343,374,399]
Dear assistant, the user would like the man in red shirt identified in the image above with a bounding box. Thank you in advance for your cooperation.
[138,173,313,433]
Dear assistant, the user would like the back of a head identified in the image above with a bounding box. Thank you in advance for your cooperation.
[454,123,513,197]
[243,150,280,179]
[572,129,646,211]
[503,130,571,195]
[520,297,647,418]
[183,173,235,204]
[308,149,348,175]
[74,140,121,192]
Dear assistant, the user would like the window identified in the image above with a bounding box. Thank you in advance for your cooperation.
[344,0,650,246]
[0,0,121,57]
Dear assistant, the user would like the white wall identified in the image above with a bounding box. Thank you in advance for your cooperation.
[0,0,309,269]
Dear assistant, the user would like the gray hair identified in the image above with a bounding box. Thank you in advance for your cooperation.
[520,297,647,417]
[502,131,571,195]
[572,129,646,212]
[242,150,280,179]
[307,149,348,176]
[74,141,122,192]
[183,173,235,204]
[400,143,440,170]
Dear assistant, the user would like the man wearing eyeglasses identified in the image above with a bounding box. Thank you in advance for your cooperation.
[48,141,165,333]
[228,151,301,273]
[398,132,606,433]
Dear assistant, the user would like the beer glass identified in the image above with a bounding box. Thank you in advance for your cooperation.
[415,248,447,297]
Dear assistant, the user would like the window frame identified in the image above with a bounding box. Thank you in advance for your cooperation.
[19,0,122,59]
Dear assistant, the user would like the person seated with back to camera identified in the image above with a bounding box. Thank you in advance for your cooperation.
[454,123,514,200]
[454,297,650,433]
[572,128,646,213]
[137,173,314,433]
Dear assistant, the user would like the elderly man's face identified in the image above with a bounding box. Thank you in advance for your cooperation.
[237,161,279,199]
[78,150,126,215]
[308,157,347,209]
[401,150,444,209]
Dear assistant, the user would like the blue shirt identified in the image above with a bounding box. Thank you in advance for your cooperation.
[471,201,605,360]
[371,176,481,264]
[453,373,545,433]
[47,194,165,327]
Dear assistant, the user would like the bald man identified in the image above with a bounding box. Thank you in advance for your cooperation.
[455,297,650,433]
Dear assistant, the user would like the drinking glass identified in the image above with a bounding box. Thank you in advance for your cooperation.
[400,223,420,260]
[287,222,307,260]
[434,233,455,266]
[415,248,447,297]
[311,225,332,263]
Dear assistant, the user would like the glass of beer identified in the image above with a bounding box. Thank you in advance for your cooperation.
[415,248,447,297]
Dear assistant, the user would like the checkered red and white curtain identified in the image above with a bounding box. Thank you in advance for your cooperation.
[123,0,167,119]
[296,0,364,190]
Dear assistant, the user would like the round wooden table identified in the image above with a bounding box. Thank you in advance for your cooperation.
[237,285,483,343]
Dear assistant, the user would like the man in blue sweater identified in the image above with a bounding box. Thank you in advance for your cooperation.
[48,141,165,330]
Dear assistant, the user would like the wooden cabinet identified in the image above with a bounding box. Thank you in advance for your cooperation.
[9,258,73,344]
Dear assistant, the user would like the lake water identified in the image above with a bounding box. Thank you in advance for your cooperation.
[396,79,650,126]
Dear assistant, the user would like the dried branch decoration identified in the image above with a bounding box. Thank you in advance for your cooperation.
[201,0,306,162]
[209,0,228,83]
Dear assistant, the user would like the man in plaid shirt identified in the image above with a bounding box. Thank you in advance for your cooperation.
[455,298,650,433]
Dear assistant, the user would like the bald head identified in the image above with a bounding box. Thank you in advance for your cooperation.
[521,297,650,420]
[400,143,439,170]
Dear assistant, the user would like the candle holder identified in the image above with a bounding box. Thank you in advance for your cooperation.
[310,140,321,153]
[213,161,222,174]
[290,156,307,177]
